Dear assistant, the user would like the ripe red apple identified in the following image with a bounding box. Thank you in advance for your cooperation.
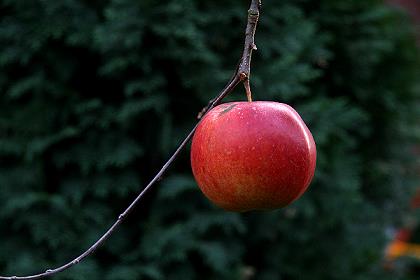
[190,101,316,212]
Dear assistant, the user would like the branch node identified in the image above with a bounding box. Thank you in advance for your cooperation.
[248,9,259,16]
[240,73,248,81]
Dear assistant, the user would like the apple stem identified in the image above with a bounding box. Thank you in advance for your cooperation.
[244,80,253,102]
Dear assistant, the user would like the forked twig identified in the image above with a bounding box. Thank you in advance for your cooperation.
[0,1,261,279]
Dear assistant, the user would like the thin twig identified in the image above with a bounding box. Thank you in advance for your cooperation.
[197,62,240,119]
[0,1,261,279]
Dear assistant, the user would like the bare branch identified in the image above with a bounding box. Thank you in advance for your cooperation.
[239,0,261,81]
[0,1,262,279]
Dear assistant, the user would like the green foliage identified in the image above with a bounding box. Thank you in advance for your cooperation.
[0,0,419,279]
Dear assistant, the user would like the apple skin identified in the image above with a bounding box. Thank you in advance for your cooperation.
[190,101,316,212]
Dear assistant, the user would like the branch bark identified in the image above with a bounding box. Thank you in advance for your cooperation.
[239,0,261,81]
[0,1,262,279]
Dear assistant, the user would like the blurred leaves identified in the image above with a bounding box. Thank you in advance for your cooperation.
[0,0,419,279]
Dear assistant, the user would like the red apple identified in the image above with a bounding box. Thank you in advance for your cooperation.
[190,101,316,212]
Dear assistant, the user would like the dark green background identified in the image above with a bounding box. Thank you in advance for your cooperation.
[1,0,420,279]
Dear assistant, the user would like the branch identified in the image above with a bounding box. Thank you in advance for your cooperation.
[0,1,262,279]
[239,0,261,81]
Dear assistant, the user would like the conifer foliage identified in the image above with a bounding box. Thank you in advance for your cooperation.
[0,0,419,279]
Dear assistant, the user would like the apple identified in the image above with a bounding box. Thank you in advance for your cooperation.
[190,101,316,212]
